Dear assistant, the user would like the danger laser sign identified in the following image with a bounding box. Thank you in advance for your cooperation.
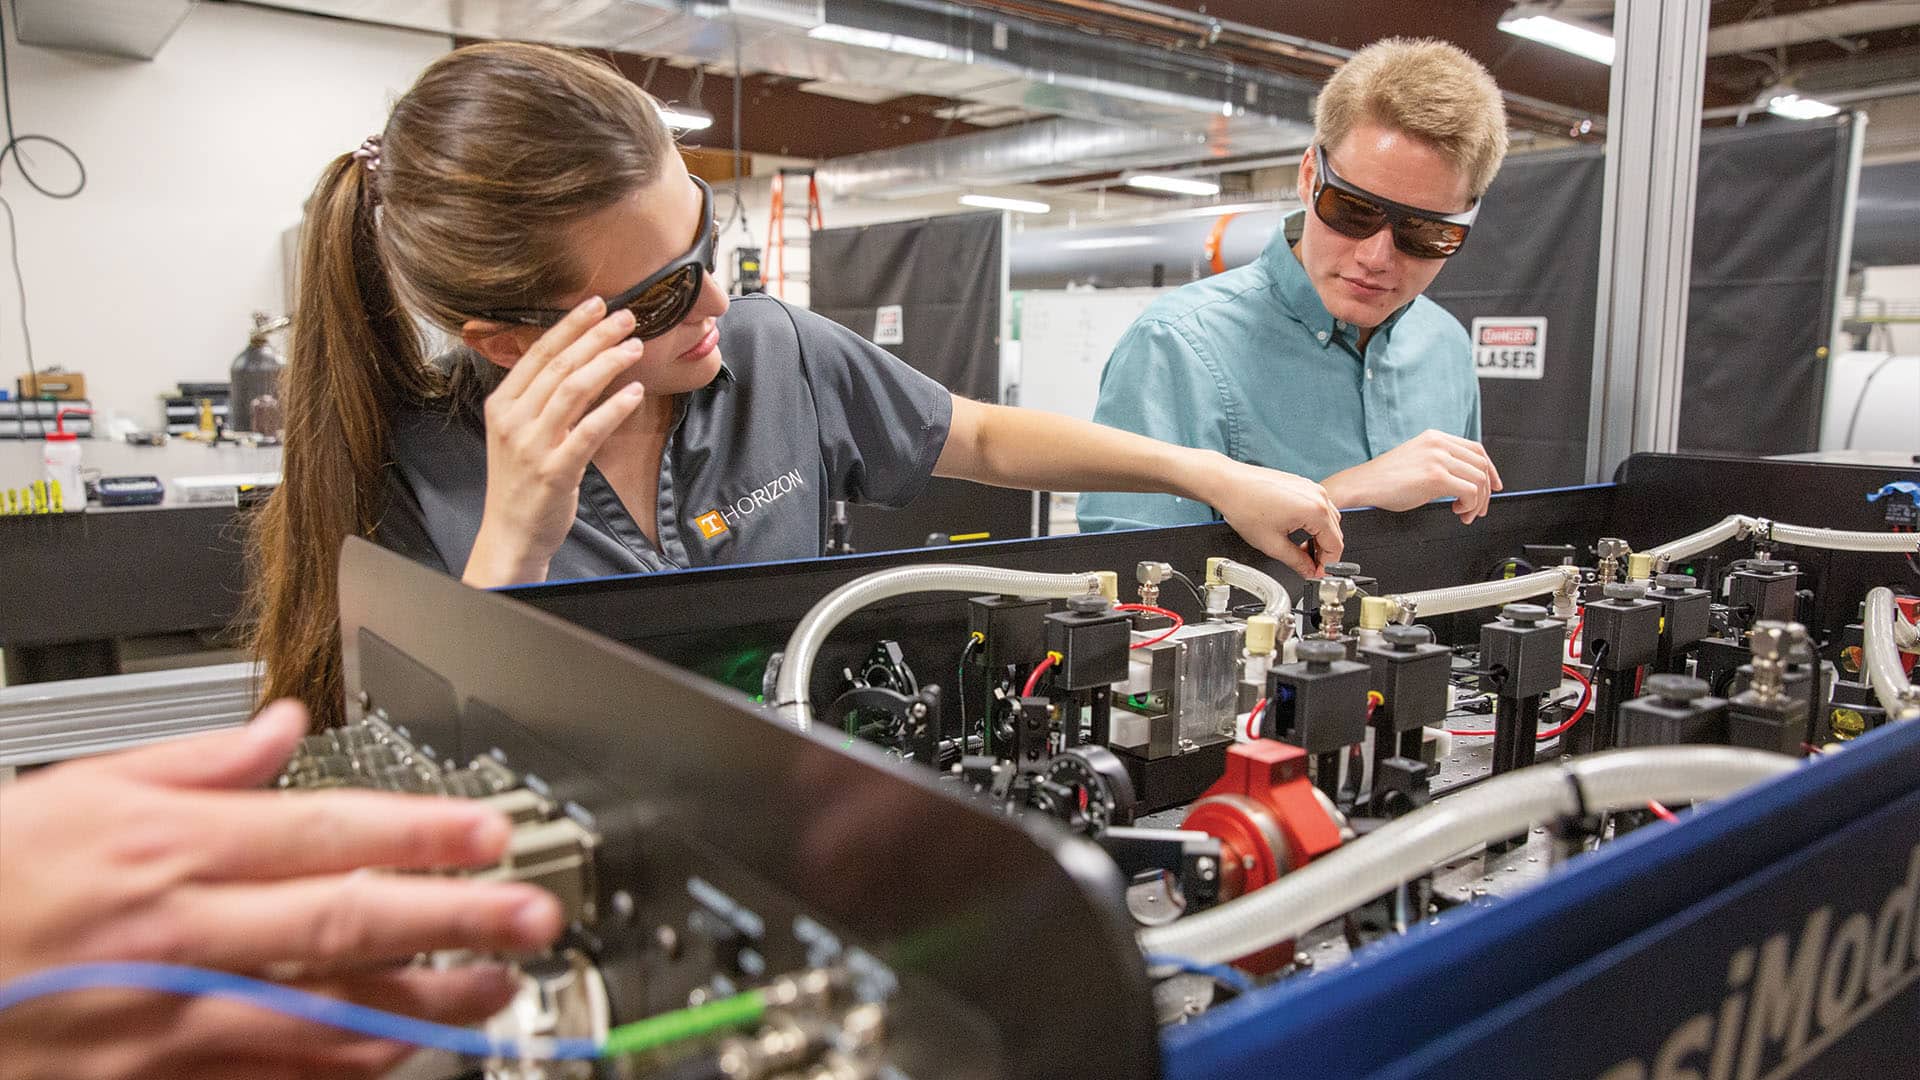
[1471,317,1547,380]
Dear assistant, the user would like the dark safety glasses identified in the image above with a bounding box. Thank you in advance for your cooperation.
[1310,145,1478,260]
[479,175,717,341]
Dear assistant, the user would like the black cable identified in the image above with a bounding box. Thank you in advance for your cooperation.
[0,2,85,432]
[1841,353,1899,450]
[723,15,751,243]
[1165,568,1207,608]
[0,192,33,431]
[0,3,86,201]
[956,634,981,744]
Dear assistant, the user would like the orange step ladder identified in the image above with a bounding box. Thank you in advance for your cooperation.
[766,168,822,300]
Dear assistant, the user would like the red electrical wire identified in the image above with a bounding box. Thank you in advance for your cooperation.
[1534,666,1593,740]
[1634,668,1645,696]
[1115,603,1184,649]
[1246,697,1268,740]
[1647,800,1679,823]
[1447,665,1593,739]
[1569,608,1587,659]
[1021,654,1057,697]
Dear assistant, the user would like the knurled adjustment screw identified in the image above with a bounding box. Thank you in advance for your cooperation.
[1297,639,1346,668]
[1324,561,1361,578]
[1502,603,1547,625]
[1067,594,1112,615]
[1603,582,1648,601]
[1382,624,1427,650]
[1746,559,1791,573]
[1654,574,1698,592]
[1645,674,1709,704]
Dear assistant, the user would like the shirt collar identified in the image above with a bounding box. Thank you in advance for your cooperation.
[1261,209,1416,350]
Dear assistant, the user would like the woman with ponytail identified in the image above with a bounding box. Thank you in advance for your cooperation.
[253,42,1345,728]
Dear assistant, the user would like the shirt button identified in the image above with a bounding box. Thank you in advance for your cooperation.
[1335,320,1347,330]
[1316,330,1329,342]
[1365,369,1375,380]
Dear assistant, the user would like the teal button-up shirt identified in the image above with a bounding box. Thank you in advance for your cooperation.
[1077,211,1481,532]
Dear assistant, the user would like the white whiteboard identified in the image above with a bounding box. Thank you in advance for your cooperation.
[1015,287,1169,422]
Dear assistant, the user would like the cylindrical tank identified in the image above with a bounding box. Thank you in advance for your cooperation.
[230,312,289,435]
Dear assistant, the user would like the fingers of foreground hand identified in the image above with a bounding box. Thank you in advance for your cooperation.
[514,309,638,423]
[81,701,308,791]
[555,383,648,470]
[1314,494,1345,562]
[494,296,606,401]
[533,338,646,440]
[146,874,562,970]
[176,788,512,881]
[1265,535,1320,579]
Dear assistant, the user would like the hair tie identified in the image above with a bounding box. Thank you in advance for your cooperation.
[350,135,382,172]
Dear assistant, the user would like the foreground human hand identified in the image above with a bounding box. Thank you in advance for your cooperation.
[1323,429,1504,523]
[1201,459,1344,577]
[0,701,565,1080]
[465,296,651,587]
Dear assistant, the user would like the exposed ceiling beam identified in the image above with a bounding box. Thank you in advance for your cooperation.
[1707,2,1920,57]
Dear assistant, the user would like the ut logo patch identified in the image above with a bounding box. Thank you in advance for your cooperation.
[695,510,729,539]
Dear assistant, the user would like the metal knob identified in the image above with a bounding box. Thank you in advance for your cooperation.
[1068,594,1112,615]
[1324,561,1361,579]
[1654,574,1698,592]
[1381,624,1427,650]
[1603,582,1649,601]
[1297,639,1346,667]
[1596,538,1631,559]
[1645,674,1709,704]
[1502,603,1548,625]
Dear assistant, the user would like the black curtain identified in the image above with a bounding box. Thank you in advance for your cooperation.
[1682,120,1854,456]
[1424,118,1855,484]
[809,210,1004,403]
[1424,147,1605,492]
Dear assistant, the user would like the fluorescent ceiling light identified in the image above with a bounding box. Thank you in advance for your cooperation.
[1498,13,1615,66]
[1059,236,1158,251]
[1125,174,1222,197]
[1766,93,1840,120]
[1163,200,1279,219]
[959,194,1052,214]
[807,23,953,61]
[657,105,714,131]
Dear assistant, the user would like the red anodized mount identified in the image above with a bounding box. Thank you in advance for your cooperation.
[1181,739,1343,973]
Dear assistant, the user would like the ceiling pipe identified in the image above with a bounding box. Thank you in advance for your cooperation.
[1702,76,1920,120]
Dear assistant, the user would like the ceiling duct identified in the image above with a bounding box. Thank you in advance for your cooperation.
[244,0,1317,127]
[241,0,1321,192]
[1010,205,1292,289]
[1707,2,1920,57]
[816,116,1313,199]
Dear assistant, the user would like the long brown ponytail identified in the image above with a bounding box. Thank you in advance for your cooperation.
[248,43,675,729]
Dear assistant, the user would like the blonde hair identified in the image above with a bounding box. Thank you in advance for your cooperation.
[1314,38,1509,199]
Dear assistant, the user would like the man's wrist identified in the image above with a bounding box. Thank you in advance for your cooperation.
[1321,464,1370,511]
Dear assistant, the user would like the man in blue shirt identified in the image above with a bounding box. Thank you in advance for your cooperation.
[1081,38,1509,533]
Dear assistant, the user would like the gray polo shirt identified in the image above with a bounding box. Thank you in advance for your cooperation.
[375,294,954,580]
